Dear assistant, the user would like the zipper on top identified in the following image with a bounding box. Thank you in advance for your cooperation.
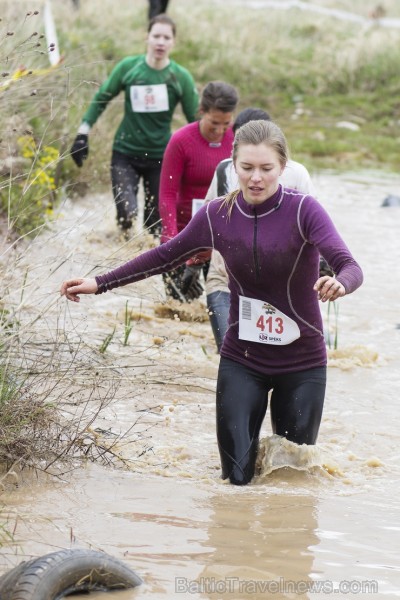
[253,208,260,280]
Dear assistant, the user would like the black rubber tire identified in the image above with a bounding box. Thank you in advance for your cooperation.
[0,558,38,600]
[0,549,142,600]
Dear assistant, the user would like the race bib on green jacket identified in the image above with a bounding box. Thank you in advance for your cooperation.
[130,84,169,112]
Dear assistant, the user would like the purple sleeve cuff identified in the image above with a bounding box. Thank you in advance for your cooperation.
[94,275,107,294]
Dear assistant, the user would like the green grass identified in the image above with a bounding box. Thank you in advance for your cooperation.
[2,0,400,214]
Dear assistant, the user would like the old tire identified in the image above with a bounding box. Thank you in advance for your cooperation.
[0,549,142,600]
[0,558,38,600]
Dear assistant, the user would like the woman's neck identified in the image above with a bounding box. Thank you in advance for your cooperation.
[145,54,170,70]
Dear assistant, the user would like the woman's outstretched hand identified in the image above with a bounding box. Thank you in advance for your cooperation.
[60,278,98,302]
[314,276,345,303]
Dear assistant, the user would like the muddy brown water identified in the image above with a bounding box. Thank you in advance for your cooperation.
[1,170,400,598]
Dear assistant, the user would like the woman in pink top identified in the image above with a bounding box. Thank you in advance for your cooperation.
[159,81,238,300]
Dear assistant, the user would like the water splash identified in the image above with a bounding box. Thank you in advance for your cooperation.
[256,435,342,480]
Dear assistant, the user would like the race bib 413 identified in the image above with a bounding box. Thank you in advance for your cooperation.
[238,295,300,345]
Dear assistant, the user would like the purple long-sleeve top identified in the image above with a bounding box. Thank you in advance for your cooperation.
[96,186,363,375]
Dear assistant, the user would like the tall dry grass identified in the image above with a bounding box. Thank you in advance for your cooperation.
[2,0,400,197]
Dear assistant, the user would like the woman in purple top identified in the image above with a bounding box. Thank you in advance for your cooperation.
[61,120,363,486]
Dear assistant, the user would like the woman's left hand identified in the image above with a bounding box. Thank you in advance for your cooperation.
[314,276,345,302]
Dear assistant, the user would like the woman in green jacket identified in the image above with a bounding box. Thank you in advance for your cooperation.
[70,14,198,235]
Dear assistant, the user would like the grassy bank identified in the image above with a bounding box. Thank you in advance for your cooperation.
[1,0,400,210]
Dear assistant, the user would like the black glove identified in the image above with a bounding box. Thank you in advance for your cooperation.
[163,268,187,302]
[180,265,203,301]
[70,133,89,167]
[319,256,334,278]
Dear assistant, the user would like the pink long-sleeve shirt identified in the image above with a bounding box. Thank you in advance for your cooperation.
[159,121,234,242]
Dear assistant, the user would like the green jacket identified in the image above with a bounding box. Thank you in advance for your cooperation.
[82,55,199,158]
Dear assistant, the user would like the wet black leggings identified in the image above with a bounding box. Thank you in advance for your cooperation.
[216,357,326,486]
[110,150,162,234]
